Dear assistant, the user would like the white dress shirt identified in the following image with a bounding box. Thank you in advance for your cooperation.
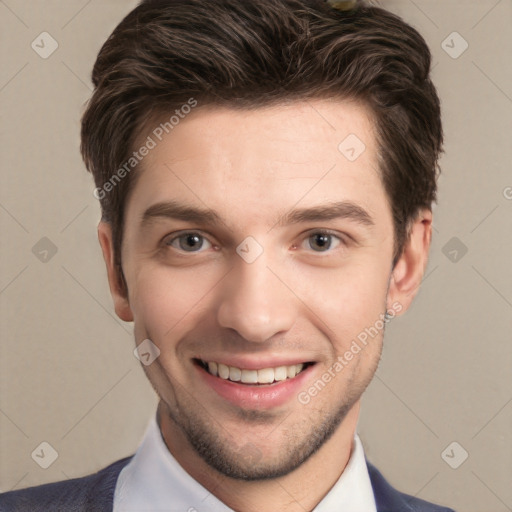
[113,413,377,512]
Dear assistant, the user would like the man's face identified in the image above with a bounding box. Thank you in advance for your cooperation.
[102,100,409,479]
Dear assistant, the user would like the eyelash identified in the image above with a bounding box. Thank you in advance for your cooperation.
[162,229,347,254]
[164,231,215,253]
[298,229,344,252]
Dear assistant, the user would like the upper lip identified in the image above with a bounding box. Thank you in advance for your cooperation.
[194,356,315,370]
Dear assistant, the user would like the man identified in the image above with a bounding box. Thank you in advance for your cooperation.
[0,0,455,510]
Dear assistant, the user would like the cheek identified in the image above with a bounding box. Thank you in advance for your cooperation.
[290,257,390,349]
[128,263,222,340]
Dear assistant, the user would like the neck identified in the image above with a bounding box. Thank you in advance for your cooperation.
[158,401,360,512]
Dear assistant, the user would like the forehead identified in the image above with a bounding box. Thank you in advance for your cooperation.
[125,99,388,229]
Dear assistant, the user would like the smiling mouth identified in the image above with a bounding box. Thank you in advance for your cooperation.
[194,359,314,386]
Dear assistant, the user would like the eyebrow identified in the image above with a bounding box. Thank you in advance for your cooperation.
[275,201,375,228]
[140,200,223,228]
[140,200,375,230]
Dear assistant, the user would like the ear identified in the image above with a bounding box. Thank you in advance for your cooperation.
[97,221,134,322]
[386,209,433,315]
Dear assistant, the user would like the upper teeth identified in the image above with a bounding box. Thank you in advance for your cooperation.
[204,361,305,384]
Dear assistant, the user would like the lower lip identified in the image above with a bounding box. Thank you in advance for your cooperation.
[196,362,316,410]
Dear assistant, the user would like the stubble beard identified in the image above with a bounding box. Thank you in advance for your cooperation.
[158,374,365,481]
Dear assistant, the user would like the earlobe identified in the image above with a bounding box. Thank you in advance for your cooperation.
[97,221,134,322]
[386,210,433,315]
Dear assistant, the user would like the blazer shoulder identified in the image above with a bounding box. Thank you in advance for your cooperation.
[366,461,456,512]
[0,456,133,512]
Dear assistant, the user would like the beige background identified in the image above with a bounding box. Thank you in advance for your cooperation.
[0,1,511,510]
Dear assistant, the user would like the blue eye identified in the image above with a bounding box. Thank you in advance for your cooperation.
[304,232,342,252]
[166,232,212,252]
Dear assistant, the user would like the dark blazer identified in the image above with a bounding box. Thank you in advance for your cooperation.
[0,457,455,511]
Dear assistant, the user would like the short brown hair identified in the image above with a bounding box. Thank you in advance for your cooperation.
[81,0,443,287]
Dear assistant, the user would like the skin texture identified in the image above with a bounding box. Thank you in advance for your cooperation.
[98,99,432,511]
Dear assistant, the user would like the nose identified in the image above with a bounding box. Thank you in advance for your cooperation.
[216,253,296,343]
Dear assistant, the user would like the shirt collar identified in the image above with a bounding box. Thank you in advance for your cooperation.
[114,412,376,511]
